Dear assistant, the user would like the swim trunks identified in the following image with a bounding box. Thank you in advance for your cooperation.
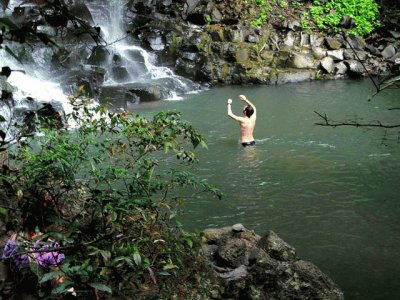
[241,141,256,147]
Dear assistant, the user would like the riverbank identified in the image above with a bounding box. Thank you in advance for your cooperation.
[2,1,398,105]
[0,223,344,299]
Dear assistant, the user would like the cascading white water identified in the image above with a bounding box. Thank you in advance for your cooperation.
[86,0,198,99]
[1,0,72,111]
[1,0,200,131]
[0,52,73,141]
[0,56,70,111]
[0,1,73,141]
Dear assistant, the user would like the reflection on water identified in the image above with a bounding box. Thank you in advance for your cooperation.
[133,79,400,300]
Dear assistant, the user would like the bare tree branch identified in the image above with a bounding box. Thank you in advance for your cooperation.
[314,111,400,128]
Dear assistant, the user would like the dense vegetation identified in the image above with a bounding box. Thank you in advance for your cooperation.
[0,94,220,298]
[0,0,397,298]
[252,0,381,36]
[0,4,220,294]
[309,0,380,36]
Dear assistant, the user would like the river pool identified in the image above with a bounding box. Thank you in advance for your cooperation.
[133,78,400,300]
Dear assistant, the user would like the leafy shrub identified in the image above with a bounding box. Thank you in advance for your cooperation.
[310,0,380,36]
[300,11,313,31]
[279,0,288,8]
[252,0,269,27]
[251,8,269,27]
[0,98,220,298]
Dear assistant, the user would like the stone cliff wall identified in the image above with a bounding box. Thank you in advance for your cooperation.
[127,0,399,85]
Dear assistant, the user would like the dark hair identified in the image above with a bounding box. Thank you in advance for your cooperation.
[243,106,254,118]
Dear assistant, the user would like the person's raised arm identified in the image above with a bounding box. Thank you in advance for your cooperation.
[227,98,242,122]
[239,95,256,114]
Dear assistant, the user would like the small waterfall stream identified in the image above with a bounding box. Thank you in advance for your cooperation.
[0,0,201,140]
[86,0,200,100]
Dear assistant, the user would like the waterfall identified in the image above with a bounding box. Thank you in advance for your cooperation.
[0,0,201,138]
[0,1,72,142]
[86,0,200,100]
[0,50,73,142]
[0,1,71,111]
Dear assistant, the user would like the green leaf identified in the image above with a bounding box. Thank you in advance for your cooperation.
[88,282,112,294]
[163,264,179,271]
[133,244,141,265]
[39,271,63,284]
[133,252,141,266]
[100,250,111,262]
[200,140,208,149]
[185,238,193,248]
[0,115,6,122]
[0,207,7,216]
[162,257,179,271]
[88,247,111,261]
[80,259,91,270]
[158,271,171,276]
[164,141,173,152]
[100,267,108,277]
[112,256,134,267]
[52,280,73,295]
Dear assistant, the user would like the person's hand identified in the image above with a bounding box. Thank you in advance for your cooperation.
[227,99,232,104]
[239,95,246,101]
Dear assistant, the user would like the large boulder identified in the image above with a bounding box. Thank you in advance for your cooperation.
[381,44,396,59]
[325,37,342,50]
[203,224,344,300]
[334,61,348,75]
[275,70,315,84]
[320,56,335,73]
[289,52,316,69]
[345,60,365,77]
[327,49,344,61]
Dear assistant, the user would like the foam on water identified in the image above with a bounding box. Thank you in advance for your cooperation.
[87,0,199,97]
[0,53,72,115]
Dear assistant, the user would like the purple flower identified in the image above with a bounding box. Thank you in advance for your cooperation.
[2,240,29,270]
[33,241,65,268]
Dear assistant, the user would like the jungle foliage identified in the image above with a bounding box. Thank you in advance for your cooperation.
[309,0,380,36]
[0,1,220,295]
[251,0,380,36]
[0,93,220,298]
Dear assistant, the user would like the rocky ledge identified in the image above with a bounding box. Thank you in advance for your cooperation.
[203,224,344,299]
[5,1,399,105]
[127,0,400,86]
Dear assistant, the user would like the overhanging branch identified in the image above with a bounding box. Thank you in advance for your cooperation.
[314,111,400,128]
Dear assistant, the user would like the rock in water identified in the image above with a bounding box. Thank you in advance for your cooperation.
[203,225,344,300]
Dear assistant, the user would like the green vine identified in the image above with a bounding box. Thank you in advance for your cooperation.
[310,0,380,36]
[251,0,269,27]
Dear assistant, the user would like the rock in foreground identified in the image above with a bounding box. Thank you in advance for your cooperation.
[203,224,344,300]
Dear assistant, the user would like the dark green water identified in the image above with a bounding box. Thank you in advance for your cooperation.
[135,79,400,300]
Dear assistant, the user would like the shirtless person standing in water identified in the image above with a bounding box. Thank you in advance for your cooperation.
[227,95,257,147]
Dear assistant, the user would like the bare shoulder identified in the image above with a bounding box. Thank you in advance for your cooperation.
[236,116,246,123]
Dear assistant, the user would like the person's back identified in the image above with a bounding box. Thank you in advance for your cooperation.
[227,95,257,147]
[240,114,256,143]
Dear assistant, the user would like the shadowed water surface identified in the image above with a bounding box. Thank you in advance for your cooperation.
[133,79,400,300]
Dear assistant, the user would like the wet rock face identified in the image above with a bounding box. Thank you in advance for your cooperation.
[3,0,398,99]
[126,0,397,86]
[203,224,344,300]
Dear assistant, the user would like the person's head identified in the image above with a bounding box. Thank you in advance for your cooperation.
[243,106,254,118]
